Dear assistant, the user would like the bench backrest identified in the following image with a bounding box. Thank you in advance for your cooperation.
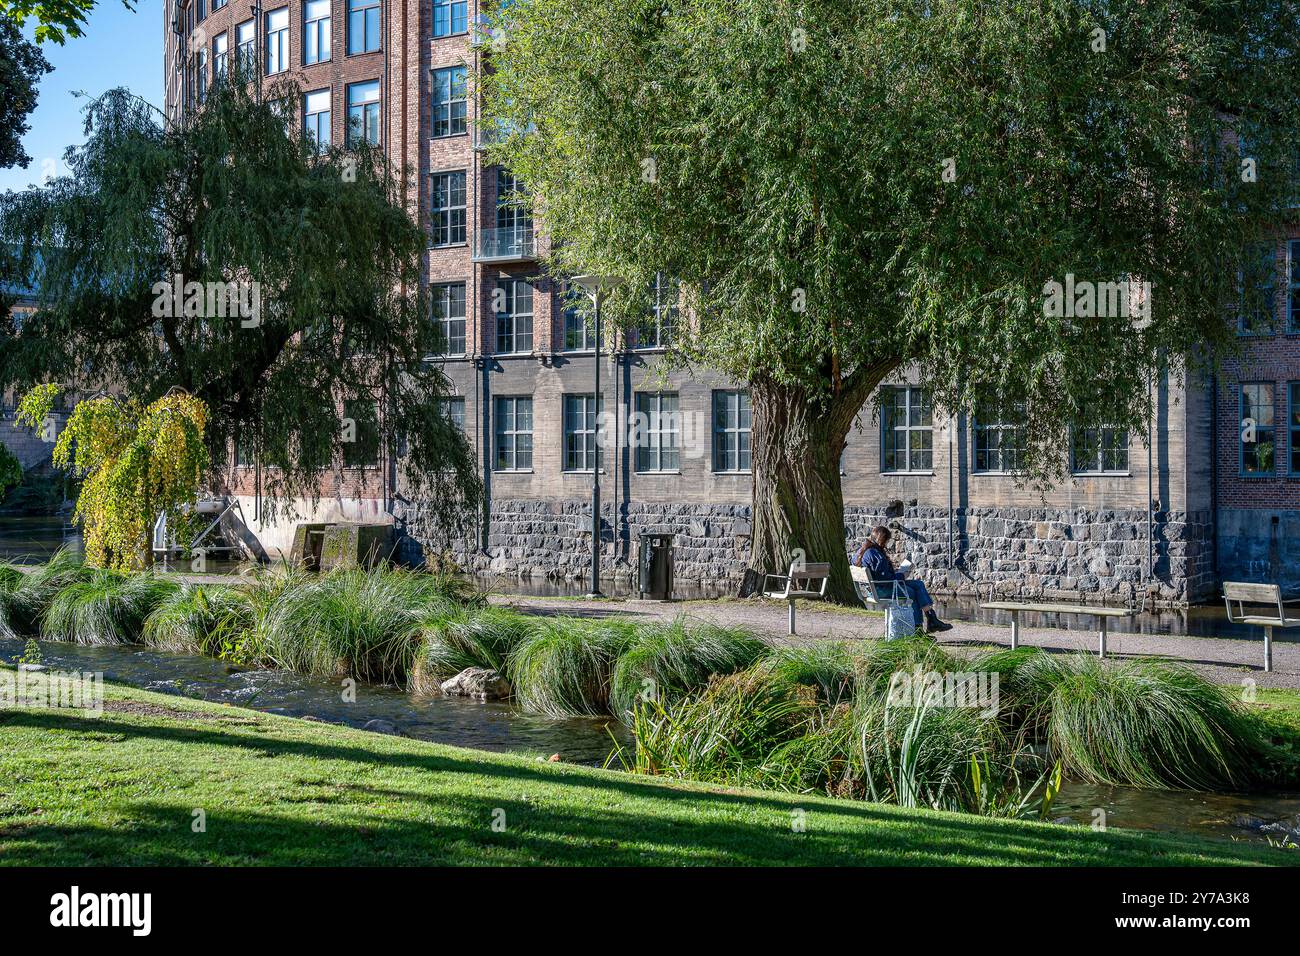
[786,562,829,597]
[1224,581,1284,623]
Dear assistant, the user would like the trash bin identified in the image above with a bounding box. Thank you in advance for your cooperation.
[638,532,675,600]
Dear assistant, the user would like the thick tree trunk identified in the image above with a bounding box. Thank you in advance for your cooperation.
[744,370,888,605]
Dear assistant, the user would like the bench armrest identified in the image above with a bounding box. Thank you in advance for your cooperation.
[762,574,789,593]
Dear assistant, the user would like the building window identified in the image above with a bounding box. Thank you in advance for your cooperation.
[265,8,289,76]
[494,397,533,471]
[212,33,228,86]
[562,283,592,351]
[713,390,751,473]
[431,282,466,356]
[636,273,678,349]
[342,400,381,468]
[198,0,206,21]
[494,279,533,353]
[495,168,531,231]
[347,0,381,54]
[304,0,332,65]
[635,392,680,473]
[973,400,1026,473]
[1238,244,1278,335]
[236,19,256,73]
[432,66,468,137]
[1290,383,1300,476]
[1071,425,1129,474]
[881,386,932,473]
[430,171,466,246]
[303,88,331,154]
[433,0,468,36]
[438,396,466,433]
[213,0,227,9]
[346,80,381,146]
[1240,382,1276,476]
[563,394,603,472]
[196,48,209,103]
[1289,240,1300,333]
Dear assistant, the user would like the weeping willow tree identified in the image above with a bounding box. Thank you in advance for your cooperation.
[480,0,1300,602]
[0,70,480,542]
[15,384,208,570]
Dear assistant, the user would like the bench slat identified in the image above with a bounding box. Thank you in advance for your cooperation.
[1224,581,1282,603]
[981,602,1135,617]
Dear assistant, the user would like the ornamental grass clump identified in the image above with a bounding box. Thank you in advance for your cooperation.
[1013,653,1264,791]
[620,664,819,785]
[508,617,639,717]
[255,566,469,683]
[3,547,94,636]
[608,618,768,719]
[763,641,860,706]
[142,583,254,656]
[41,569,178,645]
[410,606,537,696]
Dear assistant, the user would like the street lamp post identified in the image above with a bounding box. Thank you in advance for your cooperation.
[569,274,622,598]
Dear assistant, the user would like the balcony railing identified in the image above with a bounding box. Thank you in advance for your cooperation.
[474,226,536,262]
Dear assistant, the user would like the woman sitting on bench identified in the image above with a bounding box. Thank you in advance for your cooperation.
[853,526,952,634]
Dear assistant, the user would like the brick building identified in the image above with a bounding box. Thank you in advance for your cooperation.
[151,0,1289,605]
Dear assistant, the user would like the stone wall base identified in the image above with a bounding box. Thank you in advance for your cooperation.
[405,497,1217,606]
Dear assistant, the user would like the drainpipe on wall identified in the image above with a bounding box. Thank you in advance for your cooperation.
[1209,371,1219,584]
[947,412,955,570]
[1146,365,1155,585]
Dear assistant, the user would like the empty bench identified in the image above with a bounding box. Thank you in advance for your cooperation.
[979,601,1136,658]
[1224,581,1299,673]
[763,562,829,635]
[850,565,914,639]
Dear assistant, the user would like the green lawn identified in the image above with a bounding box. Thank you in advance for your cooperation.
[0,673,1296,866]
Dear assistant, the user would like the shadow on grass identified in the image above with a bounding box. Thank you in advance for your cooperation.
[0,709,1288,868]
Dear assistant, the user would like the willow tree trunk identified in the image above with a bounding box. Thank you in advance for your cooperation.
[745,375,880,606]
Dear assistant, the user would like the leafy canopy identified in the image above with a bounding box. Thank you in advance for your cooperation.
[0,0,134,45]
[17,383,209,570]
[0,73,480,535]
[482,0,1300,481]
[0,16,51,169]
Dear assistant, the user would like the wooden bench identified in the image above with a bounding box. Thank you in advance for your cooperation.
[1224,581,1299,673]
[979,601,1136,658]
[850,565,914,639]
[763,562,830,635]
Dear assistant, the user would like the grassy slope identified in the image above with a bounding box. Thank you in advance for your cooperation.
[0,675,1295,867]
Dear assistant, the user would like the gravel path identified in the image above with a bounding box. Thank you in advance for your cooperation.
[487,593,1300,690]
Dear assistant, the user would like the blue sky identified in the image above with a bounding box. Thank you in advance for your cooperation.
[0,0,162,193]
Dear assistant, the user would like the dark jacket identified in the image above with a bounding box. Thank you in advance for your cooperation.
[854,543,903,582]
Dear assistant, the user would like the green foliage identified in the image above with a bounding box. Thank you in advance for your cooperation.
[0,442,21,500]
[0,77,479,537]
[0,16,50,170]
[141,583,253,657]
[41,569,177,645]
[411,606,536,695]
[483,0,1300,477]
[0,0,132,44]
[17,385,210,571]
[17,635,40,666]
[253,566,468,683]
[508,617,640,718]
[0,546,91,636]
[1008,653,1264,790]
[608,618,767,719]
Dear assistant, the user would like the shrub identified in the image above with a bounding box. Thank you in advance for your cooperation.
[41,570,178,645]
[1013,653,1263,790]
[764,641,859,706]
[4,547,93,635]
[255,566,466,683]
[609,618,768,719]
[410,606,536,696]
[508,617,639,717]
[142,583,254,656]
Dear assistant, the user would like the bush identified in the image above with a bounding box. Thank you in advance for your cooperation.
[764,641,859,706]
[410,606,537,696]
[42,569,178,645]
[609,618,768,719]
[255,566,466,683]
[508,617,639,717]
[142,583,254,656]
